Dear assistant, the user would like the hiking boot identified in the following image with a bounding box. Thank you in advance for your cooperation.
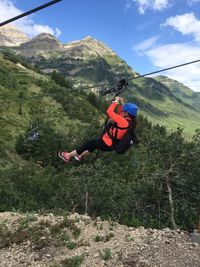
[74,154,82,161]
[58,151,71,162]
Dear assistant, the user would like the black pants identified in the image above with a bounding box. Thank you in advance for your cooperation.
[76,138,113,155]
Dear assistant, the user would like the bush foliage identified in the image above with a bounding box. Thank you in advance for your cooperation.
[0,52,200,231]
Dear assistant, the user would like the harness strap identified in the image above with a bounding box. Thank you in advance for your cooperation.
[115,124,129,130]
[105,119,131,144]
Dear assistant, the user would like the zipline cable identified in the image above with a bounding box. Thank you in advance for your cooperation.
[130,59,200,81]
[0,0,62,27]
[72,58,200,97]
[109,59,200,97]
[1,58,200,104]
[73,58,200,96]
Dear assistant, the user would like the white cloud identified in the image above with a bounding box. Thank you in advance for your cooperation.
[133,36,160,52]
[133,0,171,14]
[163,13,200,42]
[55,28,62,38]
[0,0,62,38]
[0,0,20,20]
[146,43,200,91]
[132,11,200,91]
[187,0,200,4]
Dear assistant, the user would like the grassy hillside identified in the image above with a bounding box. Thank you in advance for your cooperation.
[118,77,200,138]
[155,75,200,112]
[0,53,106,167]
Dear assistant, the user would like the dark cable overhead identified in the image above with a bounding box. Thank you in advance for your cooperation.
[0,0,62,27]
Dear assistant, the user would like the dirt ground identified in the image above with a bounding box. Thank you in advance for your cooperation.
[0,212,200,267]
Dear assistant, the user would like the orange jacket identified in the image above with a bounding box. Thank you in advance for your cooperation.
[102,102,130,147]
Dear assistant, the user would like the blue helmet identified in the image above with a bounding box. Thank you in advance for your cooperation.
[122,103,138,116]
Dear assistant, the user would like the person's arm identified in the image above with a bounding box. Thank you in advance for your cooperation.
[116,97,124,113]
[106,98,128,127]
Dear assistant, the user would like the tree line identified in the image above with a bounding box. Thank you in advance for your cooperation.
[1,109,199,230]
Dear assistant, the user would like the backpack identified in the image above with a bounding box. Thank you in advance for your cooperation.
[104,119,138,154]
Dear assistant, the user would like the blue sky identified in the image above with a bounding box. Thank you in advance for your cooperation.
[1,0,200,91]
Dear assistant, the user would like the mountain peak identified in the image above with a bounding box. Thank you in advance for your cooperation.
[62,36,115,57]
[80,36,115,56]
[83,35,94,40]
[0,25,29,46]
[19,32,62,54]
[34,33,59,41]
[27,32,61,46]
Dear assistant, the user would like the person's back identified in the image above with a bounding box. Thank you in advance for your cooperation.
[102,101,130,146]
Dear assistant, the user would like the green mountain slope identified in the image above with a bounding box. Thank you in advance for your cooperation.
[125,78,200,138]
[2,34,200,138]
[155,75,200,111]
[0,53,106,167]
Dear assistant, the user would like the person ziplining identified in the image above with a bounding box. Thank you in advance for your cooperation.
[58,96,139,163]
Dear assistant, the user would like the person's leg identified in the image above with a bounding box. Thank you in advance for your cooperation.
[66,150,78,158]
[74,138,99,160]
[67,149,91,159]
[75,138,113,157]
[79,150,91,157]
[59,138,113,162]
[97,138,113,152]
[59,139,98,162]
[74,150,91,161]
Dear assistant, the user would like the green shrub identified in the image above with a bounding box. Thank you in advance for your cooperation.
[99,248,112,261]
[66,241,77,250]
[94,234,104,242]
[0,221,12,248]
[18,214,38,230]
[61,255,83,267]
[60,232,70,242]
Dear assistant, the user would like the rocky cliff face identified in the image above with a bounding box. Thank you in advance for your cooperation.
[19,33,63,57]
[0,25,29,46]
[0,212,200,267]
[0,25,135,82]
[63,36,116,57]
[14,32,134,83]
